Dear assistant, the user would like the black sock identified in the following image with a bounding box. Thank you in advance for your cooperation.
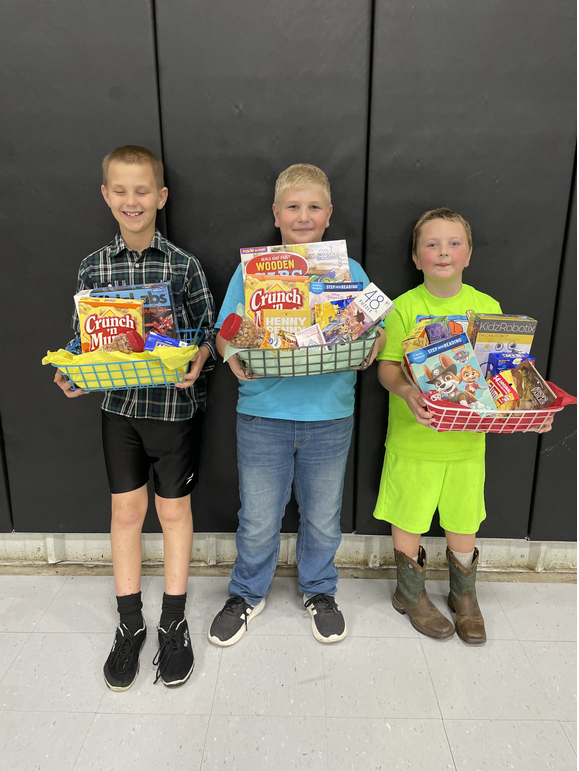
[159,592,187,630]
[117,592,144,634]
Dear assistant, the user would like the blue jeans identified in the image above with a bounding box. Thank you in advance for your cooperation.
[229,414,354,606]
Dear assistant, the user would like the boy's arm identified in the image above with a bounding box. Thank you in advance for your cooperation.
[55,265,92,398]
[176,256,217,389]
[377,360,433,427]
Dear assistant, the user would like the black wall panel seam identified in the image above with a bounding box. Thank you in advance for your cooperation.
[151,0,170,240]
[527,147,577,538]
[545,148,576,384]
[0,415,14,531]
[352,0,377,534]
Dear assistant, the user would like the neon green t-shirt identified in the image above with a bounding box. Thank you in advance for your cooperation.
[377,283,502,460]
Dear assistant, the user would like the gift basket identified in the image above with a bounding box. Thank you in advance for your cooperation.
[232,330,380,379]
[421,382,574,433]
[401,313,576,433]
[43,287,205,392]
[223,239,394,379]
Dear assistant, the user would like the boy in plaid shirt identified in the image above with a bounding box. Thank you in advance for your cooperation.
[54,146,216,690]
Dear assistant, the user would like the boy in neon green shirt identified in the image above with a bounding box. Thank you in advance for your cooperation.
[374,208,553,644]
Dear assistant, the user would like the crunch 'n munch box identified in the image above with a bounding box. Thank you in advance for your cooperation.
[78,297,144,353]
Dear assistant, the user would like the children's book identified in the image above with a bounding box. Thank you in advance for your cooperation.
[405,333,496,412]
[90,282,178,339]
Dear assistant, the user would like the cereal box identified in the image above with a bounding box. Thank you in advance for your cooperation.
[405,333,496,412]
[466,312,537,371]
[244,275,309,328]
[78,297,144,353]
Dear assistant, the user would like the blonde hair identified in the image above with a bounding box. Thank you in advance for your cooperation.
[274,163,331,208]
[102,145,165,189]
[412,207,473,254]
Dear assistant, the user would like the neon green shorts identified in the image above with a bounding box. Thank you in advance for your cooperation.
[373,450,486,535]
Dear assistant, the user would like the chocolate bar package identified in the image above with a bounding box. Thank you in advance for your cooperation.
[510,361,557,409]
[405,333,496,412]
[91,282,178,339]
[466,312,537,371]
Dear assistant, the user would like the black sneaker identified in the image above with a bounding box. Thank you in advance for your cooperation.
[153,618,194,687]
[103,621,147,691]
[207,595,265,647]
[304,593,347,643]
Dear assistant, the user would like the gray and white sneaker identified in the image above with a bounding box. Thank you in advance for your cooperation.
[208,595,265,647]
[304,593,347,643]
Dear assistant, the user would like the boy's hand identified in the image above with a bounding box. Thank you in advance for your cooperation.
[537,416,554,434]
[53,370,88,398]
[404,388,433,427]
[226,354,258,382]
[175,346,210,389]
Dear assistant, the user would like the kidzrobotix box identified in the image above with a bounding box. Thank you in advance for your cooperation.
[466,312,537,372]
[405,333,496,412]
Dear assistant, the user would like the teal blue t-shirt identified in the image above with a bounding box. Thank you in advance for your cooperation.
[216,260,370,420]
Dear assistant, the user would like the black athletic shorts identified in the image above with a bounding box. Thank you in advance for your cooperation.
[101,410,203,498]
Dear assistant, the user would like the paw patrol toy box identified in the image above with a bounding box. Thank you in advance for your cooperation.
[405,333,496,412]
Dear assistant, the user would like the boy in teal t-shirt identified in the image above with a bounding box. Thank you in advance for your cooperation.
[208,164,385,648]
[374,208,553,644]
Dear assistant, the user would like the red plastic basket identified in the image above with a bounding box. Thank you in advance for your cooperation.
[422,382,576,433]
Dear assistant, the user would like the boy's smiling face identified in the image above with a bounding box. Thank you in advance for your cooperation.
[272,185,332,245]
[412,218,472,296]
[101,161,168,246]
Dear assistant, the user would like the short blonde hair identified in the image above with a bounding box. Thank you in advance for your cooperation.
[412,207,473,254]
[102,145,164,189]
[274,163,331,208]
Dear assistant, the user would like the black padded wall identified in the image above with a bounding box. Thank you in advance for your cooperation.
[154,0,372,532]
[0,1,163,532]
[0,1,575,539]
[355,0,576,537]
[530,158,577,541]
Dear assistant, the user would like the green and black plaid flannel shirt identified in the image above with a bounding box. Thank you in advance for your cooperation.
[72,230,216,421]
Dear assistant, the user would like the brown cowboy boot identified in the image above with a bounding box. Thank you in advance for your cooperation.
[392,546,455,639]
[447,547,486,644]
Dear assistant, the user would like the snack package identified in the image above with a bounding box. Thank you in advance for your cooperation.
[78,297,144,353]
[509,360,557,409]
[488,372,520,411]
[90,282,178,338]
[485,351,536,379]
[240,240,351,283]
[466,311,537,371]
[402,321,429,354]
[244,275,309,328]
[405,333,496,412]
[144,331,189,352]
[101,331,145,354]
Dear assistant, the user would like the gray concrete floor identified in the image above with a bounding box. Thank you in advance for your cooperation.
[0,573,576,770]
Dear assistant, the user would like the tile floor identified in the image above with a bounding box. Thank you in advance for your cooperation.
[0,573,576,770]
